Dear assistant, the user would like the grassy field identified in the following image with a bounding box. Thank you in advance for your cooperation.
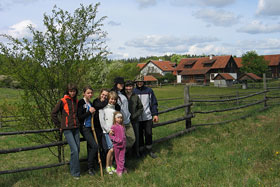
[0,84,280,186]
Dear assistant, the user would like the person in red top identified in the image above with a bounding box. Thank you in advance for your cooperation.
[51,83,81,179]
[110,111,127,177]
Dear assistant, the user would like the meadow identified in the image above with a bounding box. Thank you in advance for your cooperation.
[0,83,280,186]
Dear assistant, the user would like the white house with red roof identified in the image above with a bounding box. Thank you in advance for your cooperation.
[139,60,176,76]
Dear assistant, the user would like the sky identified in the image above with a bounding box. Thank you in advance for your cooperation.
[0,0,280,60]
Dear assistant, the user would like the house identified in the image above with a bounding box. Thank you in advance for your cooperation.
[176,55,239,84]
[139,60,176,76]
[144,75,158,85]
[234,54,280,78]
[213,73,236,87]
[238,73,262,89]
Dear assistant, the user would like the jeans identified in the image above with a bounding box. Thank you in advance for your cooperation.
[63,128,80,177]
[139,120,153,149]
[81,127,98,170]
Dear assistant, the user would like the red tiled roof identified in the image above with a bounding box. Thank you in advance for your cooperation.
[238,73,261,81]
[234,54,280,68]
[137,63,146,69]
[179,68,210,75]
[144,75,158,82]
[177,55,232,75]
[145,60,175,72]
[213,73,234,80]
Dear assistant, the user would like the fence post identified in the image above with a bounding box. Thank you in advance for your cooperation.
[184,86,192,129]
[0,114,2,128]
[263,73,267,107]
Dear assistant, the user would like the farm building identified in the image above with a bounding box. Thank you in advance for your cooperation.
[234,54,280,78]
[176,55,239,84]
[238,73,262,89]
[138,60,176,76]
[213,73,236,87]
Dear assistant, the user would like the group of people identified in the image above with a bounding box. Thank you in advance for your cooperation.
[51,75,159,179]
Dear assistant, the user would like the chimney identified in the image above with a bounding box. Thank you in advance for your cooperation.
[209,55,213,60]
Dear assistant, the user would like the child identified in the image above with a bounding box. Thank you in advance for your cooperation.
[51,83,80,179]
[77,86,98,176]
[110,111,127,177]
[99,91,118,175]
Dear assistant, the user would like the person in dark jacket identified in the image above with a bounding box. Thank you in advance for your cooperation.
[77,86,98,176]
[51,83,81,179]
[125,80,143,157]
[133,75,159,158]
[92,89,109,163]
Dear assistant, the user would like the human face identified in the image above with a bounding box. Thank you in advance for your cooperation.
[115,116,122,124]
[136,81,144,88]
[125,85,133,94]
[83,89,93,101]
[100,90,109,102]
[117,83,124,91]
[108,97,117,105]
[68,89,77,98]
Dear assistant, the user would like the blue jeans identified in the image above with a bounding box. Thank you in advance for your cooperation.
[81,126,98,170]
[64,128,80,177]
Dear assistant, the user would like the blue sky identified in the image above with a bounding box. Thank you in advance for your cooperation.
[0,0,280,59]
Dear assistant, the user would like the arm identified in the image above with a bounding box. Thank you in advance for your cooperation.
[150,89,159,122]
[99,109,110,133]
[77,100,95,123]
[109,126,122,143]
[51,100,62,128]
[130,95,143,121]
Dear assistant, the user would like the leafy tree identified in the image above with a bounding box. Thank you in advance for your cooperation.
[0,3,108,161]
[157,73,176,83]
[240,51,269,77]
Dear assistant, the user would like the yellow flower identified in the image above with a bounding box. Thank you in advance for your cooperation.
[276,151,279,155]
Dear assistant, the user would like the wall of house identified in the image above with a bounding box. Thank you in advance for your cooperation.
[141,63,163,75]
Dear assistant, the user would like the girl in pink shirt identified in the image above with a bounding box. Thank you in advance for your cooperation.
[110,111,127,177]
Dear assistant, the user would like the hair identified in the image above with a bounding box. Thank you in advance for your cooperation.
[83,86,93,93]
[65,83,78,98]
[108,91,118,100]
[113,111,123,125]
[98,88,109,99]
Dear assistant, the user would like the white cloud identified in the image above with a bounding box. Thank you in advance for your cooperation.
[187,44,232,55]
[5,20,36,39]
[237,38,280,50]
[257,0,280,16]
[125,35,219,53]
[170,0,236,7]
[237,20,280,34]
[0,0,39,11]
[136,0,157,8]
[193,9,239,27]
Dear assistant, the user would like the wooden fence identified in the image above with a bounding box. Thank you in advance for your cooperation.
[1,81,280,175]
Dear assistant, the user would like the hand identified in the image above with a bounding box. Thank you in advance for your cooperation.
[109,130,114,135]
[89,107,96,113]
[153,116,159,123]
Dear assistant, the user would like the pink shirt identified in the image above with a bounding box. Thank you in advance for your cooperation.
[110,123,126,149]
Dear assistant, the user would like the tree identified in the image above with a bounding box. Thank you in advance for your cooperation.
[240,51,269,77]
[0,3,108,162]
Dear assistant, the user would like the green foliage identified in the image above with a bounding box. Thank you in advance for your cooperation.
[157,73,176,83]
[104,62,140,87]
[240,51,269,76]
[0,3,108,160]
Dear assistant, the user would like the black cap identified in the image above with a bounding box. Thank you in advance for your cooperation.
[125,80,134,86]
[114,77,125,84]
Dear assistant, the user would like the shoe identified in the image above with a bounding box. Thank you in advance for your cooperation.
[106,167,113,175]
[117,172,122,177]
[149,151,157,159]
[88,169,95,176]
[110,166,116,173]
[73,176,80,180]
[123,168,128,174]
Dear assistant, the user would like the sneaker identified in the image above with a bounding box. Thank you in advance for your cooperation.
[110,166,116,173]
[149,151,158,159]
[73,176,80,180]
[88,169,95,176]
[116,172,122,177]
[106,167,113,175]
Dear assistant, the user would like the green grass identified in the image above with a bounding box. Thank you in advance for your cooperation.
[1,84,280,186]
